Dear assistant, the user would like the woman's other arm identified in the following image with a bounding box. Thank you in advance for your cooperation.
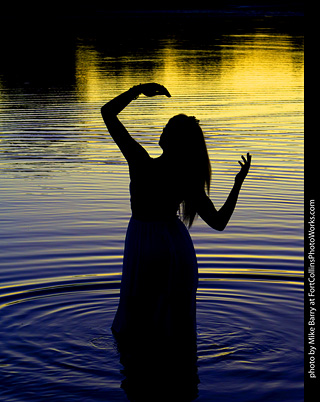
[101,86,144,162]
[196,153,252,231]
[101,84,170,162]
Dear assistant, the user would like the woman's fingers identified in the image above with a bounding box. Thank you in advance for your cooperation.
[160,85,171,97]
[140,83,171,97]
[234,153,252,184]
[238,153,252,172]
[239,153,252,166]
[152,84,171,97]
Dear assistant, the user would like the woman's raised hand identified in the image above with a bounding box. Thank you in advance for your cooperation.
[139,83,171,98]
[235,153,252,185]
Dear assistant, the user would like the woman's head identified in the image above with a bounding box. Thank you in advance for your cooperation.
[159,114,203,154]
[159,114,211,227]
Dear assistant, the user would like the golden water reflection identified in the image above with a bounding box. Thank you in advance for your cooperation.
[74,32,303,117]
[74,30,303,183]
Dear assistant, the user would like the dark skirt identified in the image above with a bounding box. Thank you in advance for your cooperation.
[112,216,198,343]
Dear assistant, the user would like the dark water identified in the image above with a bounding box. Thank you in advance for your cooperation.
[0,8,304,402]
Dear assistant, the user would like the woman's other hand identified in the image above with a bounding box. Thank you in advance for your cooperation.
[235,153,252,185]
[139,83,171,98]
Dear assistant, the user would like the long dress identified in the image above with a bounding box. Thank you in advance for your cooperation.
[111,151,199,345]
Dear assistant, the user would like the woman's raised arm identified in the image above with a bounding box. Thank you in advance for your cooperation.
[101,84,170,163]
[196,153,252,231]
[101,85,144,162]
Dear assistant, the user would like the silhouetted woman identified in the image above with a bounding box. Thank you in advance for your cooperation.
[101,82,251,349]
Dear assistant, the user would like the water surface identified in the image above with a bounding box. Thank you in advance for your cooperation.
[0,11,304,402]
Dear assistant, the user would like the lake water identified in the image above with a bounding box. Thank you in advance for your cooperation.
[0,9,304,402]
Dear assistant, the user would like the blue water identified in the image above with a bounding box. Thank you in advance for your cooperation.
[0,9,304,402]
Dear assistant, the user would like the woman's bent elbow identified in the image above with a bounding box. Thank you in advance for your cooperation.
[214,223,226,231]
[101,105,108,117]
[204,218,227,231]
[211,216,228,231]
[101,105,114,123]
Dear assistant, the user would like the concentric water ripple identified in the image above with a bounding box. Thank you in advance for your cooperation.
[0,272,303,402]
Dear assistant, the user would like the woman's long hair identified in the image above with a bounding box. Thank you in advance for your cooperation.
[160,114,211,228]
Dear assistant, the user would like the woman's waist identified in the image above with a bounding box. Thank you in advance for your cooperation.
[130,198,180,221]
[131,210,179,223]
